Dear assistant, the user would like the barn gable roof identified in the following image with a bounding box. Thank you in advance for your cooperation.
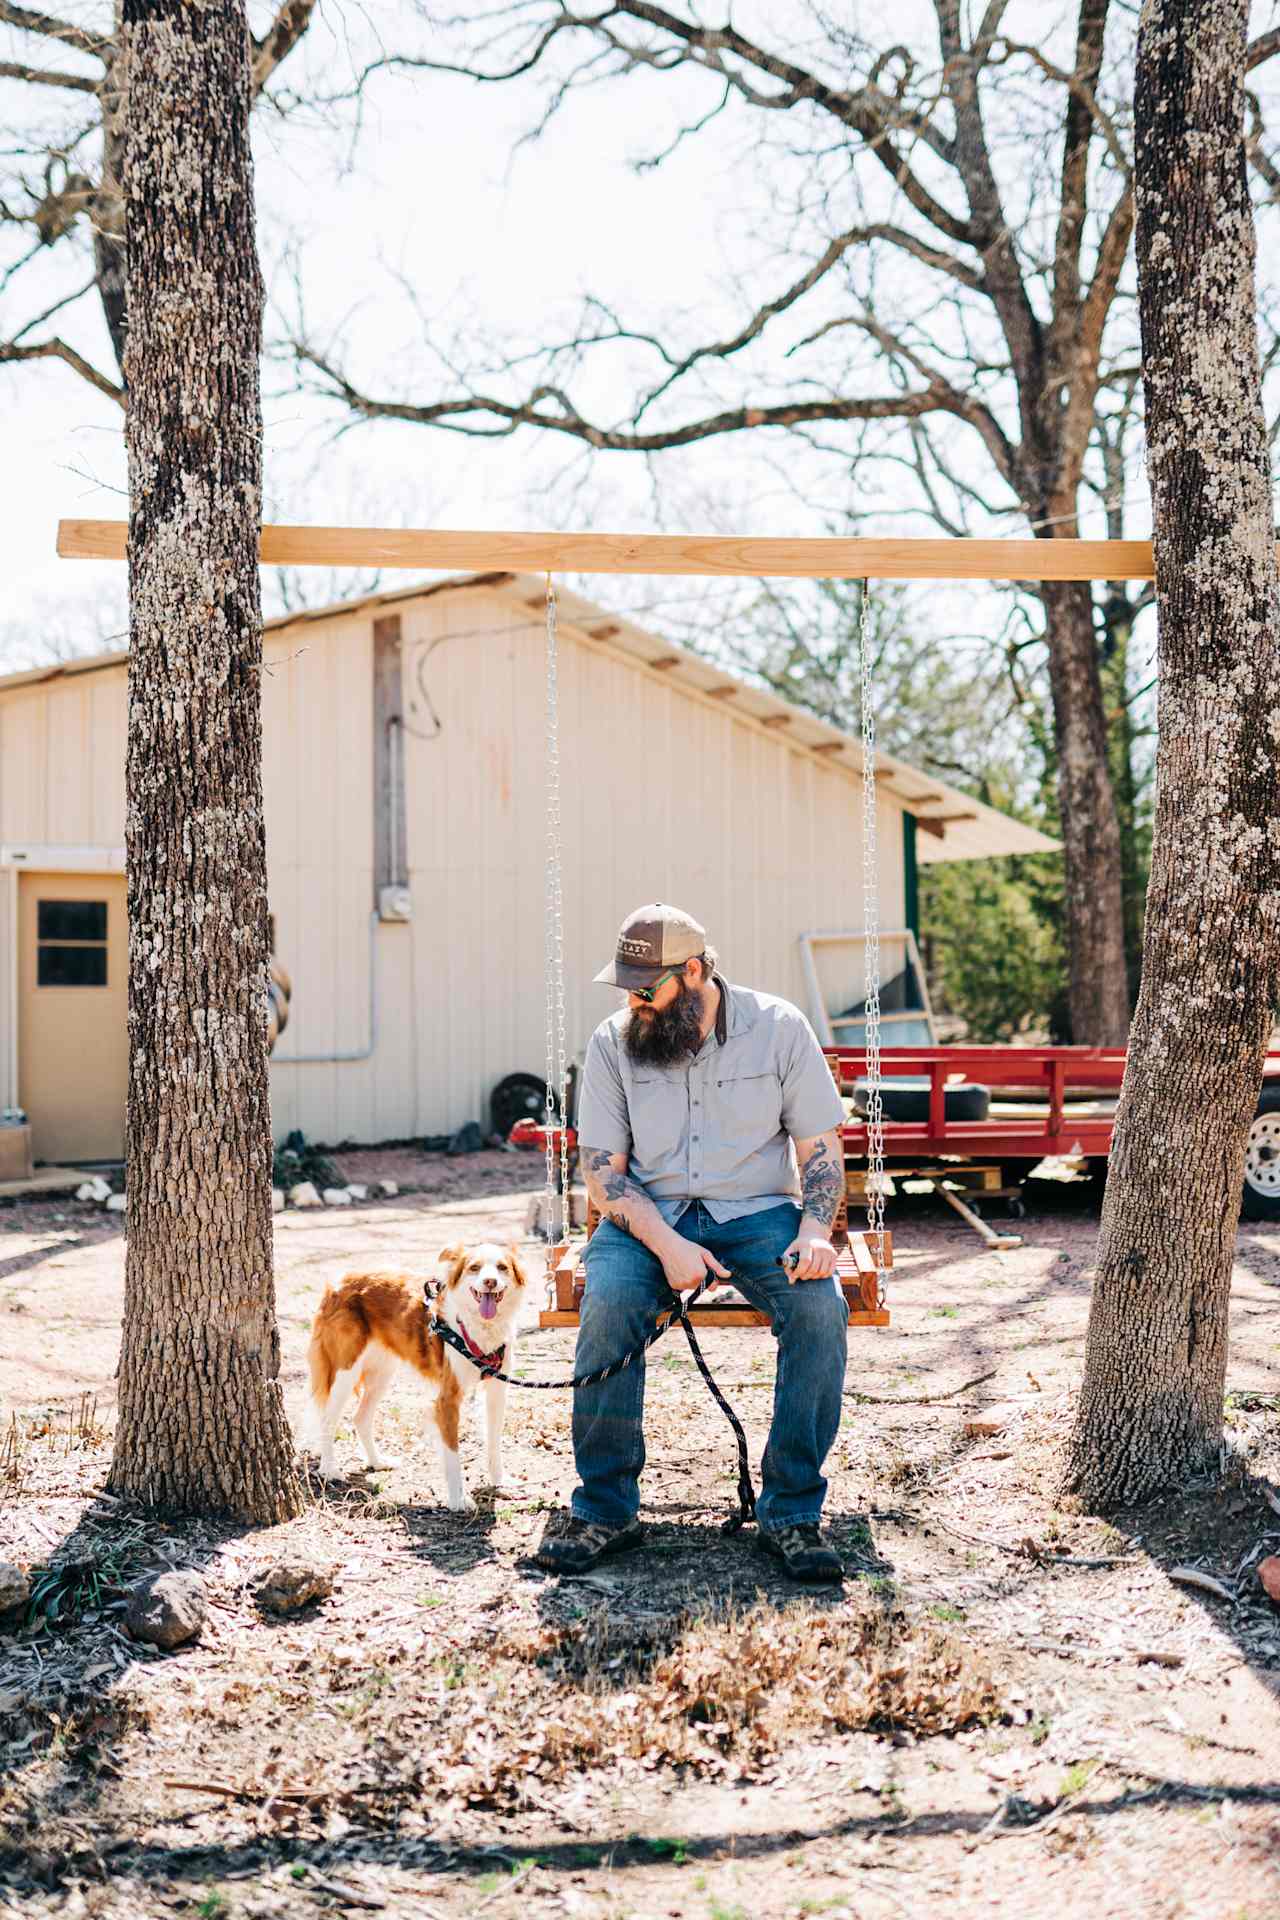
[0,571,1057,863]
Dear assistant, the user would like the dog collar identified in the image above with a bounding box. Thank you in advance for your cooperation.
[454,1320,506,1371]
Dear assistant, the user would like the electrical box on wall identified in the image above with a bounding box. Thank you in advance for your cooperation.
[378,885,413,923]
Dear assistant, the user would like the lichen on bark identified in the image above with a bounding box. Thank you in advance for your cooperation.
[109,0,303,1524]
[1063,0,1280,1511]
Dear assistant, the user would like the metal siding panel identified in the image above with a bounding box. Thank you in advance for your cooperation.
[0,872,12,1106]
[2,691,47,842]
[46,685,88,843]
[89,674,127,844]
[403,605,449,1138]
[266,861,302,1141]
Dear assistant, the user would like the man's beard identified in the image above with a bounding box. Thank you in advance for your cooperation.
[623,979,706,1066]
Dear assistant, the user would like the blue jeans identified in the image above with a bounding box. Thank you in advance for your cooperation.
[570,1201,848,1532]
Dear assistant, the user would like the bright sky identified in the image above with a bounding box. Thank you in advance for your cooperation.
[5,0,802,656]
[3,2,1277,679]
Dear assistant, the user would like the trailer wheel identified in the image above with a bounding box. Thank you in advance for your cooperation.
[852,1077,991,1124]
[1242,1088,1280,1221]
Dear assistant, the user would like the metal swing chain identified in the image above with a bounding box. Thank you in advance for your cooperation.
[544,574,570,1273]
[858,578,887,1309]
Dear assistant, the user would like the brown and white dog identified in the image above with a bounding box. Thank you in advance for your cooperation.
[305,1242,528,1509]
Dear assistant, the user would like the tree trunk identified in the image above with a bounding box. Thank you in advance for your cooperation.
[1063,0,1280,1510]
[93,5,128,375]
[109,0,303,1523]
[1038,577,1132,1043]
[1099,596,1146,1006]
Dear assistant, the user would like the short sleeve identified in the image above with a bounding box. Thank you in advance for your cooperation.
[576,1024,632,1156]
[778,1011,845,1139]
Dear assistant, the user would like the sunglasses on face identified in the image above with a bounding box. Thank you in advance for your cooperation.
[629,966,686,1004]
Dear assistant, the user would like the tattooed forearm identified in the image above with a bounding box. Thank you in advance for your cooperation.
[582,1144,669,1250]
[798,1137,843,1230]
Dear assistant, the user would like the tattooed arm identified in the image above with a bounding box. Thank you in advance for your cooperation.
[781,1128,845,1280]
[582,1146,731,1292]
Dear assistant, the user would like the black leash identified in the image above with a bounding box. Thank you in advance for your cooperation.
[426,1273,757,1532]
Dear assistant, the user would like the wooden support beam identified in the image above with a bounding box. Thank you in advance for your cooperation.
[761,714,792,729]
[706,685,739,700]
[916,812,979,837]
[811,742,845,756]
[57,520,1237,581]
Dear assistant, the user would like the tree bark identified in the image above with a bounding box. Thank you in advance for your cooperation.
[109,0,303,1523]
[1039,577,1132,1043]
[1063,0,1280,1509]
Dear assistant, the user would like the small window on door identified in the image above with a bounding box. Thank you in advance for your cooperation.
[37,899,109,987]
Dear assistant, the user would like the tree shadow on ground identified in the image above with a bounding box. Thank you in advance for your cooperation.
[8,1769,1280,1906]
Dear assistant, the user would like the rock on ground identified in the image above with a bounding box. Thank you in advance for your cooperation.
[0,1562,30,1619]
[255,1560,335,1614]
[125,1570,207,1650]
[1259,1556,1280,1605]
[288,1181,321,1207]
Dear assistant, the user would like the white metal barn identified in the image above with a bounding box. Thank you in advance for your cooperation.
[0,574,1054,1165]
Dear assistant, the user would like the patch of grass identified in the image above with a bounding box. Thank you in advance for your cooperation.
[929,1603,966,1623]
[25,1544,133,1631]
[1030,1718,1051,1746]
[1060,1760,1098,1798]
[418,1590,446,1608]
[196,1893,228,1920]
[928,1306,959,1320]
[709,1903,749,1920]
[645,1837,691,1865]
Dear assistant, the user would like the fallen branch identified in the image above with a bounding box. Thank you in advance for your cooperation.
[475,1864,535,1911]
[163,1777,395,1808]
[845,1369,999,1407]
[1169,1566,1237,1605]
[303,1869,387,1910]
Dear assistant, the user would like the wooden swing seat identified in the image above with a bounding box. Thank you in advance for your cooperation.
[538,1195,891,1329]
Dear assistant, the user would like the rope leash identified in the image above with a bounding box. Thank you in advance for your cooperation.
[427,1272,757,1532]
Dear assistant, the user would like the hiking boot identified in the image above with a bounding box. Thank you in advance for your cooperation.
[758,1523,844,1584]
[533,1515,644,1575]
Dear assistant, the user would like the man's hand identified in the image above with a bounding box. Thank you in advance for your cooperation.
[659,1235,733,1292]
[780,1219,838,1281]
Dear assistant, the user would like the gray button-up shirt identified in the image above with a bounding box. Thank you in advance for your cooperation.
[577,978,846,1226]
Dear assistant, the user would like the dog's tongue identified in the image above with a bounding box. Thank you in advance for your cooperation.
[479,1294,498,1322]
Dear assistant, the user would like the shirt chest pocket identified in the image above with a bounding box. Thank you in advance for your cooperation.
[713,1070,783,1143]
[628,1074,687,1160]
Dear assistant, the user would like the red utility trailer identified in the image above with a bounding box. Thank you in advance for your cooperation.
[828,1044,1280,1223]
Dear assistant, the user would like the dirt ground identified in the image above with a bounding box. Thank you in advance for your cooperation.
[2,1150,1279,1919]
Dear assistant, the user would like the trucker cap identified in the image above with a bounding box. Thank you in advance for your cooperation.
[594,903,709,991]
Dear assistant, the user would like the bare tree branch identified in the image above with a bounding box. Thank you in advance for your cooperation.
[251,0,319,96]
[0,1,109,58]
[1247,27,1280,70]
[0,58,99,90]
[0,332,123,401]
[290,335,1011,456]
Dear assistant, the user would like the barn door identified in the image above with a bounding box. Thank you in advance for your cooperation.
[18,872,128,1162]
